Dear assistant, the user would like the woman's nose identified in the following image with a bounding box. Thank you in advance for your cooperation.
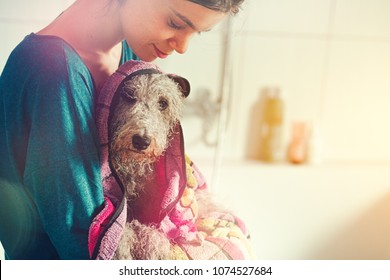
[168,33,193,54]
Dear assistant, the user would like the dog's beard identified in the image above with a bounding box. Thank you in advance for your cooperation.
[110,151,155,196]
[109,123,176,198]
[114,152,154,175]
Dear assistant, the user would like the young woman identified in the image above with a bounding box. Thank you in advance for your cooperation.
[0,0,244,259]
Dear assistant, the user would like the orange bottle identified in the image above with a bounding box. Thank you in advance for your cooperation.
[287,122,308,164]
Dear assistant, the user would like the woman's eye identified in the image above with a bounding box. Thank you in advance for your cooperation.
[158,98,169,111]
[168,19,185,30]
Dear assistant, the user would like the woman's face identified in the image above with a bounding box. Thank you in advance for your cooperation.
[119,0,227,61]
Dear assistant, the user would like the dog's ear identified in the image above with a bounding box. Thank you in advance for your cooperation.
[167,74,190,98]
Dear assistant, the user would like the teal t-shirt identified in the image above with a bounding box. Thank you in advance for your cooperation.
[0,33,138,259]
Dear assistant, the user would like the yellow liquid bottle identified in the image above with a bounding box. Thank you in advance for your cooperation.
[259,88,284,162]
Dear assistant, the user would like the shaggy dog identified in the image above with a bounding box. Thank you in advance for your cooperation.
[108,72,193,259]
[99,63,253,260]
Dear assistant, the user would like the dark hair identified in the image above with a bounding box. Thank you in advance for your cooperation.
[188,0,245,15]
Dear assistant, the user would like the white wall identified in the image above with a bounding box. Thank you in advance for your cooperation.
[1,0,390,260]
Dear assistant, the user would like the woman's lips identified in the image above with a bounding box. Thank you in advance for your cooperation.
[154,45,169,59]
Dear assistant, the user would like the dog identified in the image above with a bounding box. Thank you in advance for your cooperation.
[109,72,189,259]
[103,66,253,260]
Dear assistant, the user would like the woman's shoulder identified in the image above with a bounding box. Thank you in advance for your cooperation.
[5,33,90,78]
[1,33,96,106]
[2,33,94,93]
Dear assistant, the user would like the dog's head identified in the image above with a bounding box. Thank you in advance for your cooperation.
[108,71,190,176]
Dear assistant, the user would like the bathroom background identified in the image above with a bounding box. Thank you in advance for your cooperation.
[1,0,390,259]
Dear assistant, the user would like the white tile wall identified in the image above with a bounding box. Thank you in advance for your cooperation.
[235,0,333,34]
[0,0,63,21]
[333,0,390,38]
[323,40,390,161]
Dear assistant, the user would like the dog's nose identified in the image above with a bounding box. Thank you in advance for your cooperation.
[132,134,151,151]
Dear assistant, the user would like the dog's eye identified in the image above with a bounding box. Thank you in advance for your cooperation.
[122,90,137,104]
[158,98,169,111]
